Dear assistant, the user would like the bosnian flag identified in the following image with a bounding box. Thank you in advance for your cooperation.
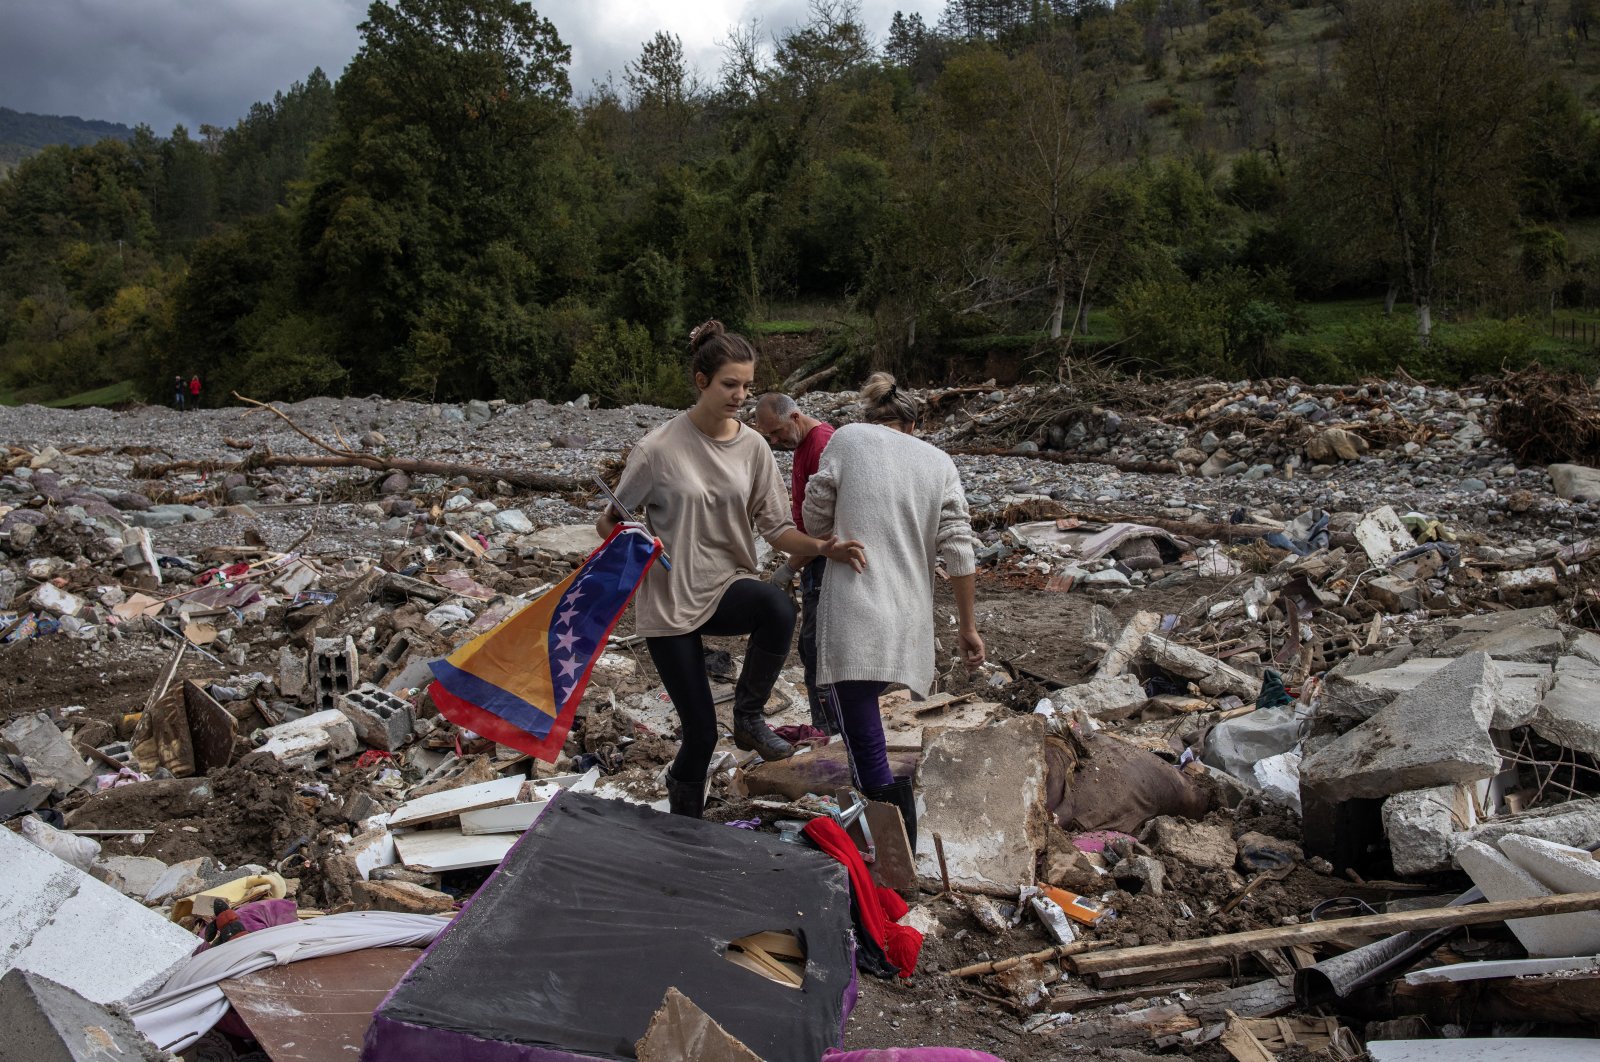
[428,524,661,761]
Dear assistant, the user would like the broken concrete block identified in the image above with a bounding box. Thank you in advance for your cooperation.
[1354,506,1415,567]
[1095,611,1160,679]
[275,645,309,701]
[1365,575,1422,614]
[1,713,94,798]
[1383,786,1477,875]
[1139,634,1262,700]
[310,634,360,714]
[1498,835,1600,896]
[1441,622,1565,664]
[352,879,456,915]
[1569,629,1600,668]
[1533,671,1600,758]
[89,856,169,901]
[337,682,415,751]
[1496,566,1558,597]
[1466,796,1600,853]
[1053,673,1147,718]
[1322,656,1550,729]
[0,826,197,1005]
[1456,840,1600,958]
[916,714,1051,890]
[519,523,602,559]
[1306,427,1367,463]
[1147,816,1236,872]
[1300,653,1503,802]
[255,709,359,769]
[0,969,163,1062]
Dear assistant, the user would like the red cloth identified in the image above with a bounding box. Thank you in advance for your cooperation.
[790,422,834,532]
[189,376,201,396]
[803,816,921,978]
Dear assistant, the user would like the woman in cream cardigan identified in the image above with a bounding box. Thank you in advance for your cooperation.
[802,373,985,850]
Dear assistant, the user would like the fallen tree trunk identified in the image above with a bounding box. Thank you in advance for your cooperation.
[1070,891,1600,976]
[134,451,582,493]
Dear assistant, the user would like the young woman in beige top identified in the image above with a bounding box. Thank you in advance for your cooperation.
[599,321,866,818]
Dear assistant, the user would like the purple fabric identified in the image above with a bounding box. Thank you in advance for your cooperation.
[828,680,892,789]
[822,1052,1006,1062]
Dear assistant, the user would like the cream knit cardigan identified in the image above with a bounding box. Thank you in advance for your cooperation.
[802,422,978,697]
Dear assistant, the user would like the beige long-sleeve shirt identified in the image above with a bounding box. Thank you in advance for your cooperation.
[803,422,977,696]
[614,413,795,637]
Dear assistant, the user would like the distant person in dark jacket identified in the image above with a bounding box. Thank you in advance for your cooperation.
[173,376,186,410]
[189,375,201,408]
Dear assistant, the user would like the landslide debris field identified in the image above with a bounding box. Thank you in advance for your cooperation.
[6,371,1600,1059]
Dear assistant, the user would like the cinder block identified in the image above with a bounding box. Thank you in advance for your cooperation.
[0,826,196,1005]
[311,635,360,713]
[256,709,359,769]
[369,631,419,689]
[1499,834,1600,895]
[0,969,160,1062]
[1457,839,1600,958]
[338,682,415,751]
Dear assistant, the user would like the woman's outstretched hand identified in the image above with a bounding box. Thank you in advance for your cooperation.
[818,534,867,573]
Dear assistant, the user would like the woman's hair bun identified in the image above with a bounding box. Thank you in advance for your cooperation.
[688,319,726,353]
[861,371,897,403]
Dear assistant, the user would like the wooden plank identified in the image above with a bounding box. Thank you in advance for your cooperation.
[1184,979,1297,1024]
[392,827,516,872]
[1094,958,1236,989]
[741,931,805,960]
[737,943,802,987]
[388,776,524,828]
[1070,891,1600,976]
[862,798,917,896]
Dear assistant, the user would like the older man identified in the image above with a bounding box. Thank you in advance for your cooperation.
[754,392,835,733]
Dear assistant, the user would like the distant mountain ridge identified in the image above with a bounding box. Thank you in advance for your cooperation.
[0,106,133,168]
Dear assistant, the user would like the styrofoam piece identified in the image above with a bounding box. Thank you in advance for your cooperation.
[0,824,197,1005]
[1406,955,1600,984]
[392,828,517,872]
[1367,1039,1599,1062]
[388,777,524,828]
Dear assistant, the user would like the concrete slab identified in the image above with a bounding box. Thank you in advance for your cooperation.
[255,709,358,769]
[391,827,517,872]
[1369,1039,1597,1062]
[518,523,602,558]
[1441,624,1566,664]
[0,969,163,1062]
[1,713,93,797]
[1466,796,1600,852]
[1323,657,1550,728]
[1456,840,1600,957]
[1140,633,1261,700]
[915,714,1051,889]
[1300,653,1503,802]
[387,776,524,828]
[1534,671,1600,757]
[1052,673,1148,719]
[1569,629,1600,668]
[1383,785,1477,876]
[1499,835,1600,895]
[0,825,196,1006]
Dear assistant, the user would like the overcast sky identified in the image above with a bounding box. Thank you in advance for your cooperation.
[0,0,948,133]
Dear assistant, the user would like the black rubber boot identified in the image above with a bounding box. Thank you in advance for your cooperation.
[665,768,705,819]
[866,777,918,853]
[731,646,796,761]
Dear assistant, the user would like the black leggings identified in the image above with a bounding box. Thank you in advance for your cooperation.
[646,578,796,784]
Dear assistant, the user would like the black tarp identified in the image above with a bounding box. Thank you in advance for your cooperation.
[365,790,856,1061]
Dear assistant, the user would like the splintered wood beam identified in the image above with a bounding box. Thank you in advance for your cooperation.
[1071,891,1600,976]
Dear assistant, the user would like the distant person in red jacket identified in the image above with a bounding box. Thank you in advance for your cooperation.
[755,392,836,733]
[189,374,201,408]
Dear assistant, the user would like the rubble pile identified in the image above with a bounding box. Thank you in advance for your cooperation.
[4,373,1600,1060]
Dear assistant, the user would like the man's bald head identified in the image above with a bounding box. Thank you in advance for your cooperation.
[756,392,799,418]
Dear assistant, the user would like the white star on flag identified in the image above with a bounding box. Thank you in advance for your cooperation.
[554,630,579,653]
[556,657,583,679]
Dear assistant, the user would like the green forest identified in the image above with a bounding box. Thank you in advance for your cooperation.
[6,0,1600,408]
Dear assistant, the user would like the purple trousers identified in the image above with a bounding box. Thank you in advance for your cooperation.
[826,680,893,789]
